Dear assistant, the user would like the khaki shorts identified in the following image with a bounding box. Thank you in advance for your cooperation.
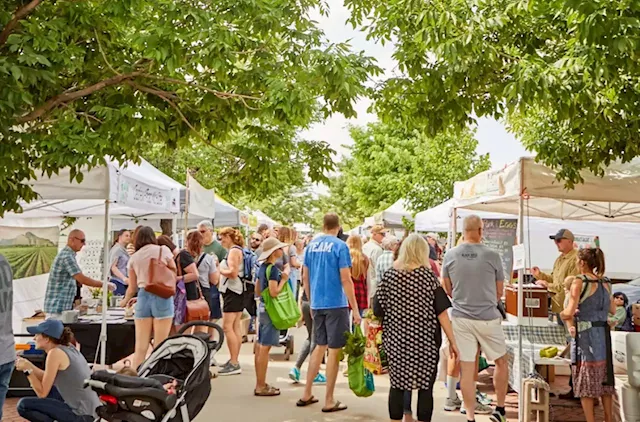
[452,317,507,362]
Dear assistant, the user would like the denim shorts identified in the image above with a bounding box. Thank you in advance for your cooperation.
[257,304,280,347]
[136,288,174,320]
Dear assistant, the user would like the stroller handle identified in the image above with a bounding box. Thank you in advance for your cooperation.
[84,379,107,390]
[177,321,224,352]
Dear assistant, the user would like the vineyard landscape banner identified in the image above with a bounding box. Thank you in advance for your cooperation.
[0,226,60,279]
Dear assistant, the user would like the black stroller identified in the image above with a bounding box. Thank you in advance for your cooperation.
[87,325,220,422]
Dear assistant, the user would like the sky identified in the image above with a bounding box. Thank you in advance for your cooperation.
[301,0,531,171]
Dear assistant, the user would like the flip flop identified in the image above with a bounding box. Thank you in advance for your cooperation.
[322,401,348,413]
[296,396,319,407]
[254,384,281,397]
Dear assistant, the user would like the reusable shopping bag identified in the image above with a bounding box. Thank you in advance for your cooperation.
[261,265,301,330]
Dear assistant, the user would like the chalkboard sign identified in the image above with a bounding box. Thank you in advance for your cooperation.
[482,219,518,280]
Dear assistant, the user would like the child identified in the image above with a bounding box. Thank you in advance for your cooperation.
[563,276,576,337]
[608,292,628,330]
[117,365,179,394]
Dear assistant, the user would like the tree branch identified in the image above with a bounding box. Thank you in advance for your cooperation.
[141,75,262,101]
[0,0,44,47]
[93,29,120,75]
[127,81,238,159]
[17,71,143,123]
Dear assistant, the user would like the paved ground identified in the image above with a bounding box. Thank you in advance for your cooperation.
[2,326,620,421]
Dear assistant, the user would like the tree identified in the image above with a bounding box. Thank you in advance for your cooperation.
[236,185,320,228]
[323,123,490,222]
[345,0,640,186]
[0,0,379,215]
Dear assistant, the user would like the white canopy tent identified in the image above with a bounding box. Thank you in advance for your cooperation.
[2,158,184,366]
[366,199,413,228]
[253,210,279,228]
[452,156,640,419]
[416,198,640,279]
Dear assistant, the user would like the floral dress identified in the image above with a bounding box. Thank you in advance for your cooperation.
[571,276,616,398]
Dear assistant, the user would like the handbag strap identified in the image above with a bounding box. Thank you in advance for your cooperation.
[180,250,205,300]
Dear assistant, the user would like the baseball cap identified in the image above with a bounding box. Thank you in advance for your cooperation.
[426,232,438,240]
[370,224,388,235]
[27,319,64,340]
[550,229,575,242]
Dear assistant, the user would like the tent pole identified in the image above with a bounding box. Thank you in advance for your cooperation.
[517,160,525,421]
[450,207,457,250]
[184,169,190,240]
[99,200,111,367]
[172,215,178,246]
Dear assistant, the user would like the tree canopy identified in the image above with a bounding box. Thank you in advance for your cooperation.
[346,0,640,186]
[0,0,378,215]
[318,123,491,228]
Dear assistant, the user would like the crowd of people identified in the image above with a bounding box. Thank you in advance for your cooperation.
[0,212,620,422]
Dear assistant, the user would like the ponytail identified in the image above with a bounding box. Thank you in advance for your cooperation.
[578,247,606,277]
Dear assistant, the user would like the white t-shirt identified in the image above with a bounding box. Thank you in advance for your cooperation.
[128,244,174,288]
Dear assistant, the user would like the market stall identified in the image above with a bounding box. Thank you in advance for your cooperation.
[2,158,182,366]
[452,156,640,418]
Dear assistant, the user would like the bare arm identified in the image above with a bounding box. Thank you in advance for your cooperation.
[24,349,65,398]
[560,277,582,320]
[290,254,300,269]
[268,267,290,297]
[121,267,139,306]
[496,280,504,301]
[181,262,199,283]
[73,272,103,288]
[219,248,241,279]
[341,267,359,315]
[208,270,219,286]
[303,265,310,303]
[111,263,128,283]
[442,277,453,297]
[437,310,459,361]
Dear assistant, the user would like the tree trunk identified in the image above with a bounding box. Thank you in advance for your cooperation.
[160,219,173,236]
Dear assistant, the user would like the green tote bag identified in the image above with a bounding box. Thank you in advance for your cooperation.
[261,264,301,330]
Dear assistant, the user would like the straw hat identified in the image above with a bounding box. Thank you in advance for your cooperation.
[258,237,289,262]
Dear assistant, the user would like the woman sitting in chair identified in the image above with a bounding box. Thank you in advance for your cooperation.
[15,320,101,422]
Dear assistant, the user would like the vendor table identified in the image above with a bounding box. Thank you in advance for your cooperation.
[64,308,135,366]
[502,321,569,393]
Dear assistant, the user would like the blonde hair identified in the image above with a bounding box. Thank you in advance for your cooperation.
[347,235,367,279]
[278,226,295,244]
[219,227,245,247]
[396,234,430,270]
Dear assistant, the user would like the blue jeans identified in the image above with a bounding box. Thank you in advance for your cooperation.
[0,361,14,421]
[17,387,93,422]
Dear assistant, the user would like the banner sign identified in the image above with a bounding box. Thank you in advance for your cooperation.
[115,173,179,213]
[187,174,215,219]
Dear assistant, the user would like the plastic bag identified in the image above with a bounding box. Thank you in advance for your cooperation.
[347,326,375,397]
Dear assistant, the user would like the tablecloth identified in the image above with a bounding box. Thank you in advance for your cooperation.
[503,322,567,393]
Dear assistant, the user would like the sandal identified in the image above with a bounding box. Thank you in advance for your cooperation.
[322,401,348,413]
[254,384,281,397]
[296,396,319,407]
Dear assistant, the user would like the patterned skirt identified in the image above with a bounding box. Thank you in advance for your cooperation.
[572,362,616,398]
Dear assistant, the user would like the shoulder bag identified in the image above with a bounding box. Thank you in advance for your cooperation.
[179,252,210,322]
[146,247,177,299]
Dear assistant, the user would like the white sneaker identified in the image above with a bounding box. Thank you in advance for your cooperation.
[443,396,462,411]
[461,401,493,415]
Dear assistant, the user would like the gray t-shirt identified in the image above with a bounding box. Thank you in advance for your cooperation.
[196,253,217,289]
[0,255,14,366]
[442,243,504,321]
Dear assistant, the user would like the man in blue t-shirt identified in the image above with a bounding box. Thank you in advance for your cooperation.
[298,213,360,414]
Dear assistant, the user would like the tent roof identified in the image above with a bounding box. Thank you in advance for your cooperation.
[415,199,512,232]
[370,199,413,228]
[252,210,279,228]
[454,157,640,222]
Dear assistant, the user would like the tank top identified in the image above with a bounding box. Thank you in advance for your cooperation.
[54,346,101,416]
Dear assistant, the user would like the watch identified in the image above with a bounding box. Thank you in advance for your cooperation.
[23,369,32,376]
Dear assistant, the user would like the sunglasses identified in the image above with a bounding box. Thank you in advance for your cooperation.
[251,238,262,242]
[73,236,86,244]
[199,230,207,234]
